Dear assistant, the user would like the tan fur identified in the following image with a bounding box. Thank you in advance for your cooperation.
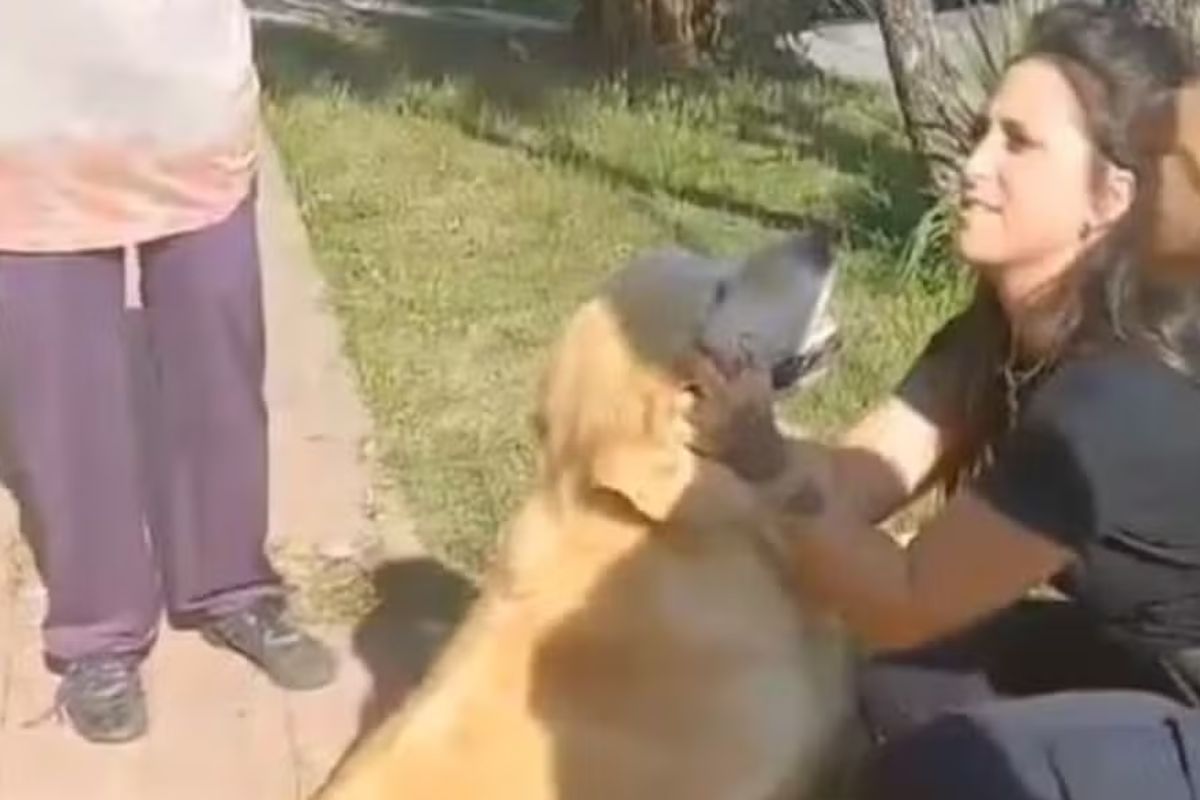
[1134,80,1200,279]
[314,248,853,800]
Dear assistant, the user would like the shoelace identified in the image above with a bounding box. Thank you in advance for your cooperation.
[24,657,137,729]
[216,605,303,650]
[260,611,303,648]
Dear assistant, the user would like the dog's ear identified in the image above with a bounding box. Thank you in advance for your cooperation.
[590,440,699,522]
[1134,82,1200,279]
[1133,89,1176,156]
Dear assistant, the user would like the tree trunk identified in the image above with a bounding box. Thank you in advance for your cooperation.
[874,0,963,196]
[574,0,723,70]
[1130,0,1195,29]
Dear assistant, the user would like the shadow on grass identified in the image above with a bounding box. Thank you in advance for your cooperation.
[253,9,930,245]
[253,8,589,113]
[455,111,828,231]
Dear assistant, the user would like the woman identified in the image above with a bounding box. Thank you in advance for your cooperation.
[0,2,334,744]
[693,2,1200,794]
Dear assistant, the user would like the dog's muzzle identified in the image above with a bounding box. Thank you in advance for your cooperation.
[770,330,842,391]
[696,228,840,393]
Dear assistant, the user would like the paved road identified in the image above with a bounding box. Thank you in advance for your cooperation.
[801,6,1006,86]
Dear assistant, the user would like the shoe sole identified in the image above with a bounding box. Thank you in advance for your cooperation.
[65,706,148,745]
[200,628,337,692]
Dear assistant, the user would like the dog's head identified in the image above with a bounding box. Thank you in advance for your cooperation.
[534,232,838,520]
[698,230,839,392]
[1132,80,1200,280]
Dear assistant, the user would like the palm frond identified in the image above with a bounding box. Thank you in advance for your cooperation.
[898,194,957,281]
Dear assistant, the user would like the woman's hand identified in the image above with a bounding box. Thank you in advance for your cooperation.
[685,349,848,529]
[685,350,790,483]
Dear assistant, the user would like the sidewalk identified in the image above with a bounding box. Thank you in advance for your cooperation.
[0,137,428,800]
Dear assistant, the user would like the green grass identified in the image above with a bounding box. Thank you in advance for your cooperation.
[257,22,971,575]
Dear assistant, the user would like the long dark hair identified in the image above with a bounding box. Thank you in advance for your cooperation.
[942,1,1198,488]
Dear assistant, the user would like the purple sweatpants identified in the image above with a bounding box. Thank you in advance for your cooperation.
[0,195,281,665]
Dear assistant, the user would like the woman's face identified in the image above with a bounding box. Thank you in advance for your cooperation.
[957,57,1131,299]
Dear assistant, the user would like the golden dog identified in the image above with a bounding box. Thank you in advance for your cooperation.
[315,235,853,800]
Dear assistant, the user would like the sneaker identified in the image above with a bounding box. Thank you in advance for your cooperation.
[200,599,336,691]
[56,655,147,744]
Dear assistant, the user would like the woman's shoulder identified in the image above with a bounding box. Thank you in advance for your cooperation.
[897,295,1006,426]
[1026,348,1200,444]
[977,348,1200,552]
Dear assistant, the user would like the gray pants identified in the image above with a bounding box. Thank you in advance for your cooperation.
[0,194,280,666]
[861,691,1200,800]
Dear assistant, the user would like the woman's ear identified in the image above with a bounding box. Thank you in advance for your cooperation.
[1094,162,1137,230]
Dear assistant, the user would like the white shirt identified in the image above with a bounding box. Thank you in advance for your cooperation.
[0,0,260,251]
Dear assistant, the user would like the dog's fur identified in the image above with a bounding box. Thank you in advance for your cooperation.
[1133,80,1200,279]
[314,238,853,800]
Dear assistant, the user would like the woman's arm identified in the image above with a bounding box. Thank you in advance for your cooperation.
[817,299,997,523]
[759,461,1073,651]
[687,350,1073,654]
[825,394,956,524]
[706,316,983,527]
[692,356,965,526]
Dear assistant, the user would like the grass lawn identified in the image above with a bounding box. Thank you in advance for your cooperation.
[255,19,971,576]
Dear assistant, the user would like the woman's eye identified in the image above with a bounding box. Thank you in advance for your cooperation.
[999,120,1037,153]
[968,115,990,144]
[1005,132,1033,153]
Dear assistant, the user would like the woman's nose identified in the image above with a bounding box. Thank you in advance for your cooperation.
[961,139,995,194]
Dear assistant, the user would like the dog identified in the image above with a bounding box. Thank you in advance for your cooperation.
[314,231,853,800]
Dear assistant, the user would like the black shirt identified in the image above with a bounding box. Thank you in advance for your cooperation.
[972,349,1200,656]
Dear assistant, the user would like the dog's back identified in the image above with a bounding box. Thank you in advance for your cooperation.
[320,484,850,800]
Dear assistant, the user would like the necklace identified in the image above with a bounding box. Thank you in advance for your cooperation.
[1001,336,1052,429]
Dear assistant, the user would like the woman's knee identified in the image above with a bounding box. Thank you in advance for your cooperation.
[856,647,996,743]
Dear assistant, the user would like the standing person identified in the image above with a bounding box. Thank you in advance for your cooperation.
[0,1,336,744]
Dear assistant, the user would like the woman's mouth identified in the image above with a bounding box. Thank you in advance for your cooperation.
[961,196,1001,214]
